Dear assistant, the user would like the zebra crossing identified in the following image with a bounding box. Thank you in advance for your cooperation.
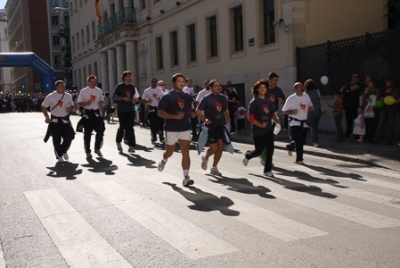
[10,163,399,267]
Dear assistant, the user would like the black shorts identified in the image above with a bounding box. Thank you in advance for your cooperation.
[207,125,225,144]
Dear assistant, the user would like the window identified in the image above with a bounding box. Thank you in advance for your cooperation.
[141,0,146,10]
[76,33,80,49]
[81,30,84,47]
[92,21,96,40]
[72,36,75,52]
[51,16,59,26]
[53,36,60,46]
[86,25,90,44]
[187,24,196,62]
[263,0,275,44]
[53,55,60,68]
[93,62,98,76]
[155,36,163,70]
[170,31,179,66]
[208,15,218,57]
[232,6,244,52]
[50,0,57,6]
[64,15,69,24]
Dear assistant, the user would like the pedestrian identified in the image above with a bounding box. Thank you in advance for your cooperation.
[340,73,361,138]
[353,106,366,142]
[266,72,286,128]
[282,82,314,164]
[329,91,345,142]
[41,80,75,162]
[183,77,199,141]
[304,79,322,147]
[103,91,112,123]
[77,75,105,158]
[227,84,238,134]
[141,77,165,144]
[242,80,280,177]
[112,70,139,152]
[196,79,231,176]
[157,73,197,187]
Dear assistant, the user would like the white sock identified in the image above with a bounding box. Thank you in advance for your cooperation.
[183,170,189,178]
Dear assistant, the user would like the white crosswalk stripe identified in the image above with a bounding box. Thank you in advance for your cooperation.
[24,188,133,268]
[136,172,328,242]
[233,169,400,228]
[87,180,240,260]
[0,240,5,268]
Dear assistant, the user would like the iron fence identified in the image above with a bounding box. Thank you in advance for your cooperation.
[297,28,400,95]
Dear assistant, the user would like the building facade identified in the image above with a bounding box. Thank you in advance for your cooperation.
[0,9,12,91]
[69,0,387,102]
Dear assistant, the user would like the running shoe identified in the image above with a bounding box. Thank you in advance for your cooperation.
[182,176,194,187]
[94,150,103,157]
[58,156,64,162]
[86,152,92,159]
[210,167,222,176]
[158,160,166,171]
[242,156,249,166]
[117,143,123,152]
[264,171,274,177]
[128,147,135,153]
[63,153,69,161]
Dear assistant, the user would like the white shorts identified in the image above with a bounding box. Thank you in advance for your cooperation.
[165,130,191,145]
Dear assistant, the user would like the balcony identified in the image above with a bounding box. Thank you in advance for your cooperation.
[97,7,137,39]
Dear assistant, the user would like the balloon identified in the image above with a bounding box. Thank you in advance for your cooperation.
[376,99,384,108]
[320,76,329,86]
[384,96,395,106]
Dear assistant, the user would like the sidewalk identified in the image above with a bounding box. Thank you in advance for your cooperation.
[230,128,400,171]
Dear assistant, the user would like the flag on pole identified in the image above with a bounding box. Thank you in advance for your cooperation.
[95,0,101,21]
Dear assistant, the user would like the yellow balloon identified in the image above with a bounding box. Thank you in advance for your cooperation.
[384,96,395,106]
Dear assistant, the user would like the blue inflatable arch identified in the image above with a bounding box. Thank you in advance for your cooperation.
[0,52,55,93]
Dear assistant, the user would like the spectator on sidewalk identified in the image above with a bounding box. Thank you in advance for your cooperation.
[340,73,362,138]
[353,106,366,142]
[360,79,378,140]
[227,84,238,134]
[282,82,314,165]
[372,77,400,144]
[236,101,246,131]
[304,79,322,147]
[329,91,344,142]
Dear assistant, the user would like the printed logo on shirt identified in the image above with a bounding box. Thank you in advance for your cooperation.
[262,104,269,114]
[215,102,222,112]
[269,94,276,102]
[91,94,96,102]
[58,100,64,108]
[300,103,306,111]
[125,90,130,97]
[153,93,158,99]
[178,98,185,109]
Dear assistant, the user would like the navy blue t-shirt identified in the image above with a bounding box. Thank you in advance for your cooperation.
[248,96,276,136]
[158,90,192,132]
[266,86,285,112]
[198,93,228,127]
[112,82,138,112]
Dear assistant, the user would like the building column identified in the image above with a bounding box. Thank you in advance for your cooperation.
[125,40,138,85]
[107,49,117,92]
[116,45,125,80]
[100,52,109,92]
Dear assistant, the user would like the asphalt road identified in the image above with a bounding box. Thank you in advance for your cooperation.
[1,113,400,268]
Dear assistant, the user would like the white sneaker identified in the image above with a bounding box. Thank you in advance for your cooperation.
[242,156,249,166]
[62,153,69,161]
[158,160,166,172]
[264,171,274,177]
[201,156,208,170]
[210,167,222,176]
[128,147,135,153]
[182,176,194,187]
[295,161,304,165]
[117,143,123,152]
[58,156,64,162]
[95,150,103,157]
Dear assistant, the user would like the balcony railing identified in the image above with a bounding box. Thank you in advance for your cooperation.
[97,7,137,39]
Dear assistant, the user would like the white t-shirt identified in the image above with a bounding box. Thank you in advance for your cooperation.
[142,87,164,107]
[237,106,246,119]
[77,86,104,110]
[42,91,74,118]
[196,88,211,103]
[183,86,196,98]
[282,93,313,127]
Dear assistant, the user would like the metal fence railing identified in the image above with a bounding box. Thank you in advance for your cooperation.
[297,28,400,95]
[97,7,137,39]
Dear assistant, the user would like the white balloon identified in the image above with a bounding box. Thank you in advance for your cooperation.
[320,76,329,86]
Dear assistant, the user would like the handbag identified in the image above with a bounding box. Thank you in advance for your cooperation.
[320,100,328,114]
[364,102,375,118]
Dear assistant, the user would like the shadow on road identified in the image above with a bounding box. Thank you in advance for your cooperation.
[206,174,275,199]
[46,162,83,180]
[163,182,240,216]
[303,164,365,181]
[81,157,118,175]
[122,153,156,168]
[250,173,337,199]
